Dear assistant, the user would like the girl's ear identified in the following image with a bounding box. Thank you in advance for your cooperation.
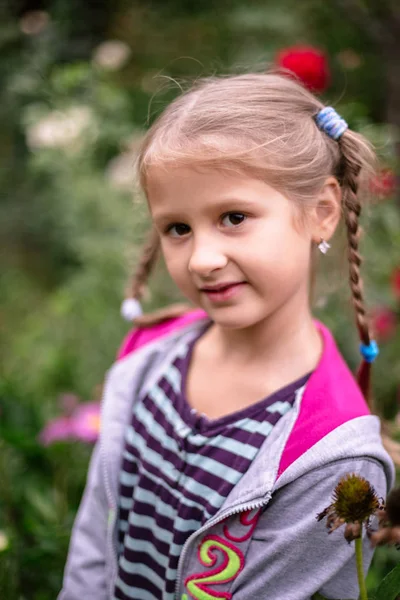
[311,176,342,243]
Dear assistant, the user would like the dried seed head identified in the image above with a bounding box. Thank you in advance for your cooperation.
[317,474,381,541]
[332,474,380,523]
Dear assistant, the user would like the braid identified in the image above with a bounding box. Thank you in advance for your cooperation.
[339,133,374,407]
[340,146,370,344]
[129,227,160,301]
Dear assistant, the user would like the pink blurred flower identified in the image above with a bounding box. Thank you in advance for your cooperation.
[39,401,101,445]
[371,306,397,341]
[72,402,101,443]
[39,416,75,445]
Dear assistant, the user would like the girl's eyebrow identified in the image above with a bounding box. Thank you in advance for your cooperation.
[152,197,260,225]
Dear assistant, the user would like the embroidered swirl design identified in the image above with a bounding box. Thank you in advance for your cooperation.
[182,508,262,599]
[184,535,244,600]
[223,508,260,542]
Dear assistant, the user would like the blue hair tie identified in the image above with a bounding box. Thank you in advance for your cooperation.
[315,106,348,140]
[359,340,379,363]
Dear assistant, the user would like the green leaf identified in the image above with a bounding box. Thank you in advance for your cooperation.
[374,563,400,600]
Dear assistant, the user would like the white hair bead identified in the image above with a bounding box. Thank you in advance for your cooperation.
[121,298,143,321]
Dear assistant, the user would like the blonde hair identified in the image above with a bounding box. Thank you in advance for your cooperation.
[128,71,377,404]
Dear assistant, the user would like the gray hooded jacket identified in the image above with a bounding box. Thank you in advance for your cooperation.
[58,316,395,600]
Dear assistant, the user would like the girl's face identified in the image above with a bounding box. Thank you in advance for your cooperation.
[147,166,314,330]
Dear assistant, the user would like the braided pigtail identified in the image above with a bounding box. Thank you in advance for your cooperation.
[121,227,192,326]
[130,227,160,301]
[315,106,378,409]
[121,227,160,321]
[339,131,376,407]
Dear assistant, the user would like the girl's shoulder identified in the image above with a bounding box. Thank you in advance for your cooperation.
[117,304,207,360]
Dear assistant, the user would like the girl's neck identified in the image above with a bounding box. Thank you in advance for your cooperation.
[202,301,322,377]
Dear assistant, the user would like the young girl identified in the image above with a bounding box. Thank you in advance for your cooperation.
[59,72,394,600]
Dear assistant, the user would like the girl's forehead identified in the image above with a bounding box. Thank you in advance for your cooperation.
[146,165,285,204]
[147,164,227,186]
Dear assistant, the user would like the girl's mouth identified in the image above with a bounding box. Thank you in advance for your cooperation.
[201,282,247,302]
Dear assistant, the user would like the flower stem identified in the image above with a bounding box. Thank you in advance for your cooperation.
[355,537,368,600]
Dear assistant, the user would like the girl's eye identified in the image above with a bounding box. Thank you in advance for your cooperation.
[165,213,246,237]
[166,223,191,238]
[221,212,246,227]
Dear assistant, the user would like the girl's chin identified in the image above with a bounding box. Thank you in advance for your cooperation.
[202,306,267,330]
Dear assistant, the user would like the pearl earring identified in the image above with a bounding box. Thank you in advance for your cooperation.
[318,238,331,254]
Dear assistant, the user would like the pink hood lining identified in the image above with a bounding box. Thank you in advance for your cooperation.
[116,309,206,361]
[117,310,369,477]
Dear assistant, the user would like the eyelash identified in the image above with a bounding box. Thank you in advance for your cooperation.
[165,212,247,238]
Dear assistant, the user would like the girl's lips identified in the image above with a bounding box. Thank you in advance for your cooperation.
[201,282,247,302]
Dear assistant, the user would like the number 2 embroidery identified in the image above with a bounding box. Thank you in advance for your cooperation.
[184,535,244,600]
[182,508,261,599]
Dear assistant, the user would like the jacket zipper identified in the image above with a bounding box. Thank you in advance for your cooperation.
[100,381,119,598]
[174,492,272,600]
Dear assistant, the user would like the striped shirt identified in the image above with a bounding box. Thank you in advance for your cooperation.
[114,329,310,600]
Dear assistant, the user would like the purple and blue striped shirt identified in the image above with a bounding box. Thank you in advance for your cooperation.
[114,329,310,600]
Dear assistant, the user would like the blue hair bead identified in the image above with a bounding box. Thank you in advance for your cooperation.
[315,106,348,140]
[359,340,379,363]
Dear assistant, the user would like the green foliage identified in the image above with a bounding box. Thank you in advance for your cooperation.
[0,378,92,598]
[374,563,400,600]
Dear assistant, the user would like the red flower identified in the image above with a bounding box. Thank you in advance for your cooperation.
[369,169,397,199]
[371,307,397,341]
[275,45,330,93]
[392,267,400,301]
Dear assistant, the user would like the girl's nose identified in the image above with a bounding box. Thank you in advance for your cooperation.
[188,241,228,276]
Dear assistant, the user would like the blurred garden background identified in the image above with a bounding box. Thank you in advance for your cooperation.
[0,0,399,598]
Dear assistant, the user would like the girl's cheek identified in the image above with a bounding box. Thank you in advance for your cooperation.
[164,251,184,274]
[164,258,194,294]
